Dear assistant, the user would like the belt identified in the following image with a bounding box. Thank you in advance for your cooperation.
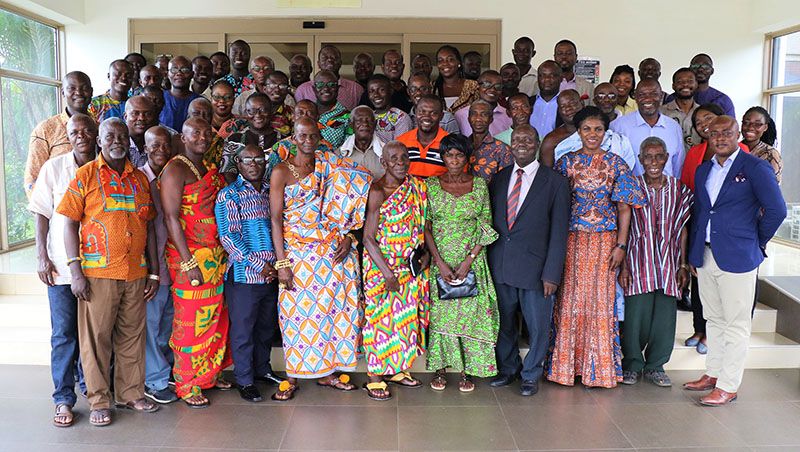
[705,242,711,247]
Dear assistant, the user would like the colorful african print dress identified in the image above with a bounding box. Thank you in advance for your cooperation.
[362,176,430,376]
[163,156,232,398]
[546,151,645,388]
[278,151,372,378]
[425,176,499,377]
[318,102,351,149]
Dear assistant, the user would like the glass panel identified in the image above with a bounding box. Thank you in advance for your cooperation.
[140,43,219,63]
[1,77,59,244]
[0,8,57,79]
[247,43,307,73]
[770,92,800,242]
[320,42,401,82]
[410,42,491,81]
[771,31,800,88]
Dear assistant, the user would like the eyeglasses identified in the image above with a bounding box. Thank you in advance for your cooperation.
[641,154,669,163]
[479,81,503,90]
[742,120,765,128]
[595,93,617,100]
[266,82,290,90]
[246,107,270,115]
[237,156,267,166]
[314,81,338,89]
[169,67,192,74]
[211,94,234,101]
[251,65,271,73]
[690,63,713,70]
[408,86,431,93]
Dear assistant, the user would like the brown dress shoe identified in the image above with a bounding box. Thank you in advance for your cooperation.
[699,388,738,406]
[683,374,717,391]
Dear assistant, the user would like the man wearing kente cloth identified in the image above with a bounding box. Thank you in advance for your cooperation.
[361,141,431,401]
[268,118,372,401]
[160,117,233,408]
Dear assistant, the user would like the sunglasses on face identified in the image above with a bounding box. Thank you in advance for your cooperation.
[212,94,234,101]
[266,82,289,90]
[690,63,712,70]
[237,156,266,165]
[169,67,192,74]
[596,93,617,100]
[314,81,338,89]
[246,107,270,115]
[479,81,503,90]
[251,65,271,73]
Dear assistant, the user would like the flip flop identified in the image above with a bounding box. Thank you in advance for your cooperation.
[362,382,392,401]
[271,381,298,402]
[384,371,422,388]
[316,374,356,392]
[183,396,210,409]
[53,404,74,428]
[114,399,159,413]
[89,409,111,427]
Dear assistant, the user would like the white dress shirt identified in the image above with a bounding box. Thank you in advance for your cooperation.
[705,148,740,243]
[507,159,540,217]
[610,111,686,178]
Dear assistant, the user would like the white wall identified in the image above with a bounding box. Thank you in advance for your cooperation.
[44,0,794,117]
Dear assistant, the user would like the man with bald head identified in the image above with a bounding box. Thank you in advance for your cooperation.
[187,97,213,124]
[611,79,685,176]
[529,60,562,138]
[294,44,364,110]
[684,116,785,406]
[28,113,97,426]
[138,65,163,92]
[125,96,156,167]
[539,89,584,167]
[57,117,160,425]
[160,56,202,131]
[89,59,133,122]
[487,123,570,396]
[593,82,621,121]
[271,100,333,160]
[26,71,93,197]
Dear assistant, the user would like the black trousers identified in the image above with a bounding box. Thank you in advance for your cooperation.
[494,282,554,381]
[224,272,279,386]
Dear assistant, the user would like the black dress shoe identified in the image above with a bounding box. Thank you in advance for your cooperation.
[489,374,517,387]
[520,379,538,396]
[238,384,263,402]
[255,372,284,386]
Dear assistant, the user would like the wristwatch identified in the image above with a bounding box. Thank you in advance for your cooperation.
[615,243,627,251]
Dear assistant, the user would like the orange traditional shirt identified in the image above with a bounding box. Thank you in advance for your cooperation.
[56,154,155,281]
[25,110,72,198]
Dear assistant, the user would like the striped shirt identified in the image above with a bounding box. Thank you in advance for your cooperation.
[625,176,693,298]
[215,175,276,284]
[397,127,450,178]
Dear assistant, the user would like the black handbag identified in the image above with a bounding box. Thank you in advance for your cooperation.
[436,270,478,300]
[408,244,425,278]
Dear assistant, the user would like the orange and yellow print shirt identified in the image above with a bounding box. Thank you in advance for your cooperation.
[56,154,155,281]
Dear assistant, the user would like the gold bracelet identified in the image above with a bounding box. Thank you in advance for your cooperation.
[275,259,292,270]
[469,252,477,260]
[180,256,198,272]
[346,232,358,246]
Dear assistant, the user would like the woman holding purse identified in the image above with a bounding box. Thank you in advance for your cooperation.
[425,134,500,392]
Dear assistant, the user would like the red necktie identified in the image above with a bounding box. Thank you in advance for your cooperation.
[507,168,524,230]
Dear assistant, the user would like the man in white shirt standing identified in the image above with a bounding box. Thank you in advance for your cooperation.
[513,37,538,97]
[27,114,97,427]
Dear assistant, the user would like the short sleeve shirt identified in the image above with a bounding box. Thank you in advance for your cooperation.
[397,127,450,178]
[56,154,155,281]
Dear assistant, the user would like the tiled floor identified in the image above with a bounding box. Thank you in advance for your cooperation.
[1,366,799,451]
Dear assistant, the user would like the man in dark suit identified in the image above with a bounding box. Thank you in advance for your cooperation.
[487,124,571,396]
[683,116,785,406]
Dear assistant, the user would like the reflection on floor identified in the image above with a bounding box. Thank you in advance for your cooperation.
[1,365,799,451]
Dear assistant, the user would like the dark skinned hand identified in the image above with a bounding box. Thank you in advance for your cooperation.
[436,260,457,284]
[37,257,57,287]
[676,268,690,291]
[144,279,159,303]
[420,250,431,272]
[543,281,559,298]
[454,259,472,281]
[333,236,352,264]
[185,267,205,287]
[383,271,400,293]
[71,273,91,302]
[260,262,278,283]
[278,267,294,290]
[608,247,625,272]
[618,266,632,291]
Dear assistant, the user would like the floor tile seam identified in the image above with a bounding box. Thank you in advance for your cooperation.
[702,399,783,447]
[491,386,522,452]
[275,404,295,451]
[590,388,638,450]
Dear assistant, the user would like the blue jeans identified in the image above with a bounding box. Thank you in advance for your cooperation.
[145,285,174,391]
[48,285,85,406]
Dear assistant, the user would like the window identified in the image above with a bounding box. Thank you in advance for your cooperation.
[0,7,61,249]
[766,28,800,243]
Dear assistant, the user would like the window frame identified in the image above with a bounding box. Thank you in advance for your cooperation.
[0,3,65,252]
[763,24,800,247]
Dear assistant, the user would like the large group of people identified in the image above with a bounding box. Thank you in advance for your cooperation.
[25,36,787,428]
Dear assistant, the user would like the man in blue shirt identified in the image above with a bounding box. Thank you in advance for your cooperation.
[529,60,561,139]
[215,144,282,403]
[159,56,201,131]
[610,79,685,177]
[665,54,735,117]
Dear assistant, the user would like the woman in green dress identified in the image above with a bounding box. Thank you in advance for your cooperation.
[425,133,500,392]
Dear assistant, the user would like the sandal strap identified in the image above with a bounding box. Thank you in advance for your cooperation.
[366,381,388,390]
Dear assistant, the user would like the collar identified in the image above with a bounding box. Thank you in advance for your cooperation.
[471,132,497,148]
[340,134,385,157]
[711,147,741,168]
[97,152,134,175]
[663,99,698,112]
[512,159,540,176]
[634,110,666,128]
[521,65,536,78]
[235,174,266,193]
[535,93,559,103]
[414,127,449,146]
[564,74,576,83]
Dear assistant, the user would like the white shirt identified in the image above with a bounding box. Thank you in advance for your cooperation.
[27,153,82,285]
[337,134,385,178]
[705,148,740,242]
[507,160,540,217]
[518,66,539,97]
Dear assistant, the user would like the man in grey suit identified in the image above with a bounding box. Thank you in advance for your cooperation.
[487,124,571,396]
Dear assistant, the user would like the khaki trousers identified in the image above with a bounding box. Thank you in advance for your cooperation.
[697,247,757,393]
[78,277,146,410]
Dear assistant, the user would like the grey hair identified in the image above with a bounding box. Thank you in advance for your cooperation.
[99,116,126,132]
[470,99,493,110]
[640,136,667,154]
[349,105,375,124]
